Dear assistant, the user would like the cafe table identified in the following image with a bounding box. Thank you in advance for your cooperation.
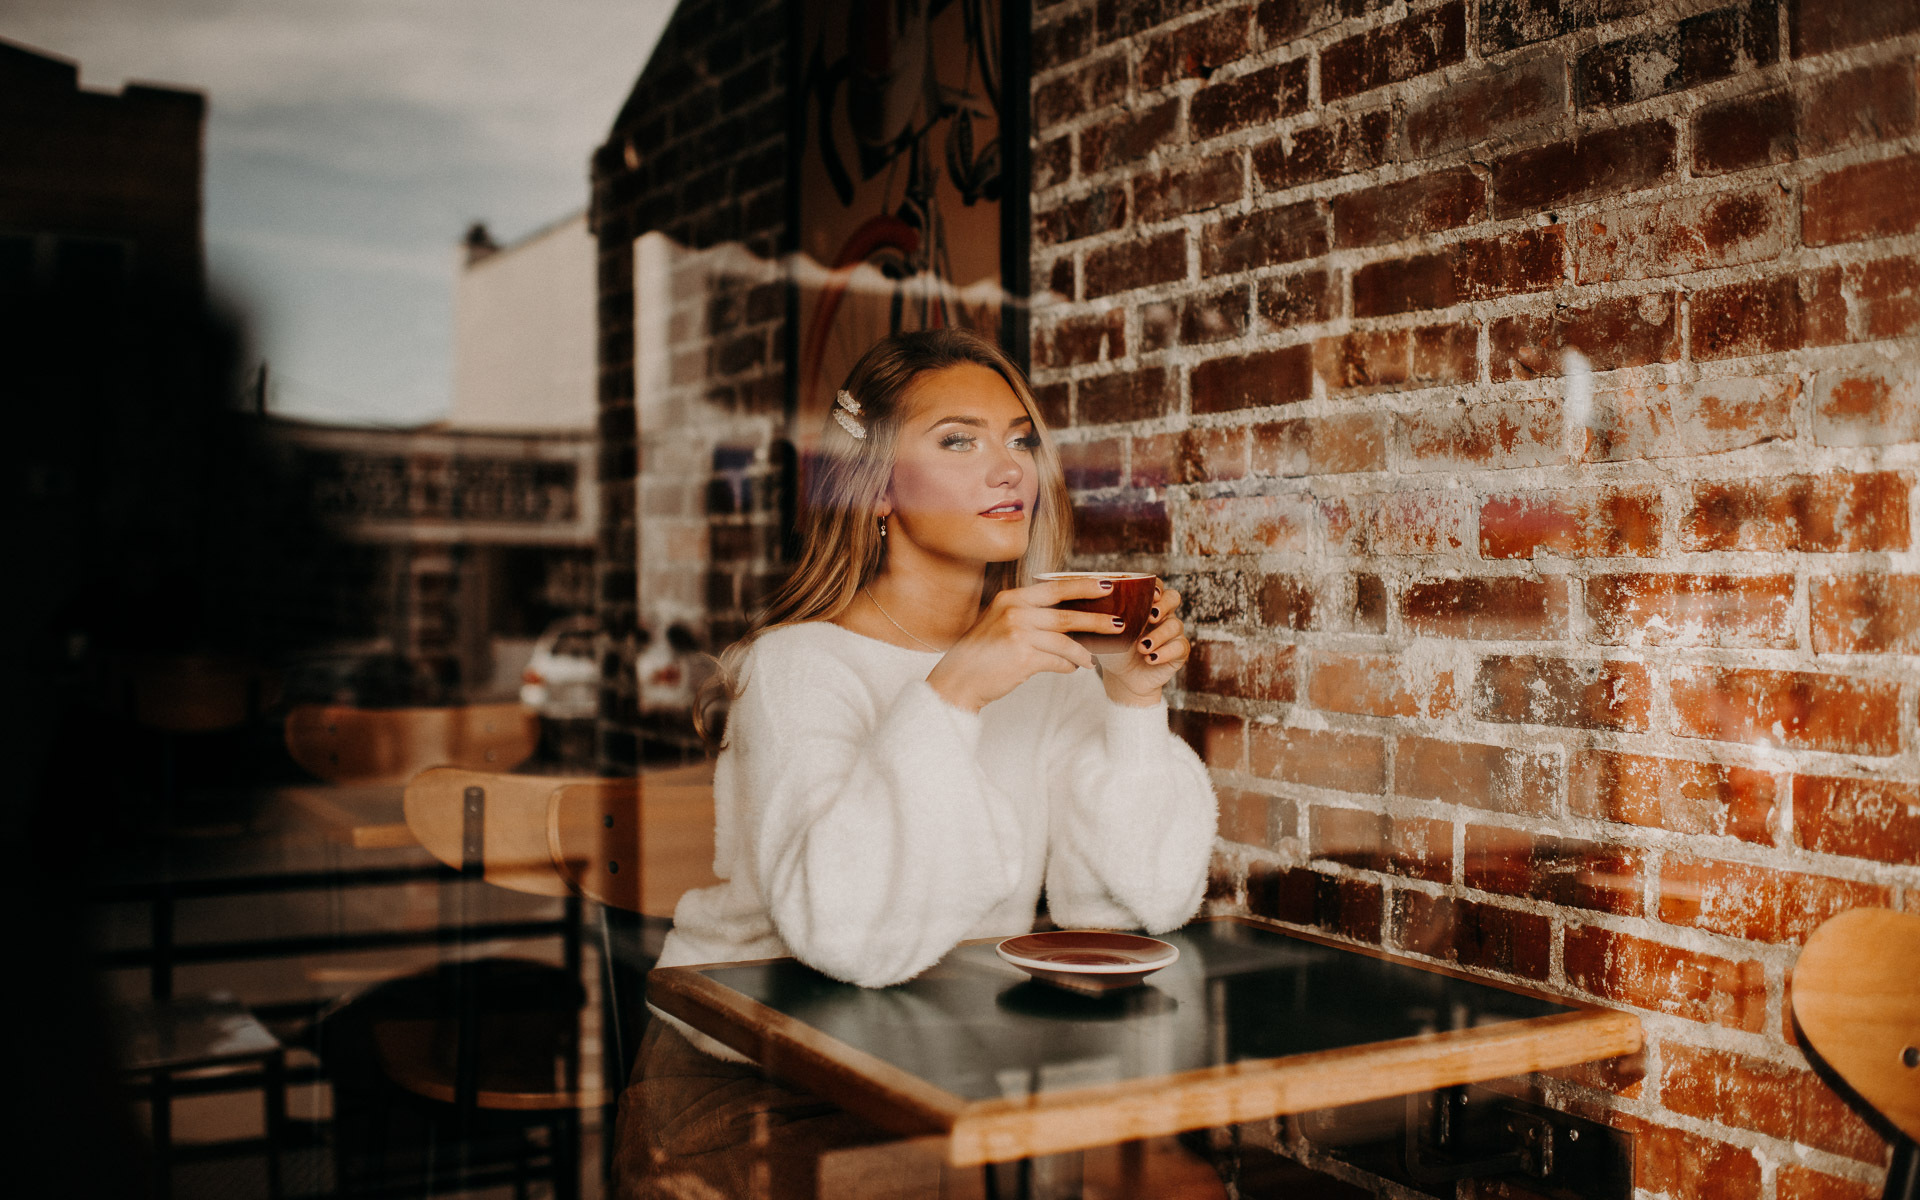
[646,916,1642,1170]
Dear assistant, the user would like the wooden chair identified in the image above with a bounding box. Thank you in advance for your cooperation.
[1792,908,1920,1200]
[284,702,539,786]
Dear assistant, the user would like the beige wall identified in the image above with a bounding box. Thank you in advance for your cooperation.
[451,212,596,432]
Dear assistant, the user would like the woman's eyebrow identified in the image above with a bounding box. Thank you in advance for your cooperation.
[925,413,1035,431]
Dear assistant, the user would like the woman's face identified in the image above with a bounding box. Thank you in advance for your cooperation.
[882,363,1042,567]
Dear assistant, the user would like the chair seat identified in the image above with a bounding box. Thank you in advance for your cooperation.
[372,1016,610,1111]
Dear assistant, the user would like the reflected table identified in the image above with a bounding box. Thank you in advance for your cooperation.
[648,916,1642,1166]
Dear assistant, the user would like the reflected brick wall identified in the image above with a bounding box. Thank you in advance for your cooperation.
[590,0,789,768]
[1032,0,1917,1193]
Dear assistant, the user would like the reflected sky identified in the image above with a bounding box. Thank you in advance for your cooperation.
[3,0,672,426]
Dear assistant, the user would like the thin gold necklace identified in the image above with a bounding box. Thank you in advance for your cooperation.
[863,586,944,652]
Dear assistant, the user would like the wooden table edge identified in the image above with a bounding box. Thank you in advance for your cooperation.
[648,916,1645,1167]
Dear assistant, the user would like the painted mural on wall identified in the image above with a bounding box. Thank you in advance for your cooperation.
[793,0,1012,429]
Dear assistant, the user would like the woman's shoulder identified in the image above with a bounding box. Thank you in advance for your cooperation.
[738,621,911,691]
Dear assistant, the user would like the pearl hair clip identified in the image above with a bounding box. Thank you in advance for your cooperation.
[833,389,866,439]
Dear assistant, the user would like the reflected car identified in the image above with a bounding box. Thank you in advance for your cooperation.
[519,617,598,720]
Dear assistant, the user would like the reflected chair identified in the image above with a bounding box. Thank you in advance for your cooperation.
[1791,908,1920,1200]
[284,702,538,786]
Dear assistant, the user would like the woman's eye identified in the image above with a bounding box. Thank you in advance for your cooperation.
[1010,434,1040,451]
[940,433,977,451]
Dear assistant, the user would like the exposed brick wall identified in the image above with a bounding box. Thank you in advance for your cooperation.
[1032,0,1918,1193]
[590,0,789,767]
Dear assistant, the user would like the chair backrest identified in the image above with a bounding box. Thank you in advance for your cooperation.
[286,703,538,785]
[402,764,718,918]
[1791,907,1920,1142]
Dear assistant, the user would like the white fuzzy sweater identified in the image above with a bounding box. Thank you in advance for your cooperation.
[652,622,1217,1052]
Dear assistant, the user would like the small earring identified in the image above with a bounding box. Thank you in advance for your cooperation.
[879,515,888,538]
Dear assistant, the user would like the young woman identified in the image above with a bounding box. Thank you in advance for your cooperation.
[615,328,1218,1198]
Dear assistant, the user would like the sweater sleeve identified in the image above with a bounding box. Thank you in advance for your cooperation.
[1041,675,1216,933]
[733,641,1026,988]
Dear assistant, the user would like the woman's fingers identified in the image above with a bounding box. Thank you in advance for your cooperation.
[1148,586,1183,623]
[1143,633,1190,666]
[1033,630,1097,671]
[1024,577,1114,607]
[1137,614,1184,652]
[1033,606,1129,635]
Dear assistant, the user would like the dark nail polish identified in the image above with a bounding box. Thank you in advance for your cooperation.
[1147,651,1159,662]
[1140,638,1152,650]
[1100,580,1113,590]
[1150,608,1160,619]
[1111,616,1125,627]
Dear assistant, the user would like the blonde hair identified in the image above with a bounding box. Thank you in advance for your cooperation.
[697,328,1071,743]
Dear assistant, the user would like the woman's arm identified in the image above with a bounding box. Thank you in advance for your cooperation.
[1041,677,1217,933]
[738,642,1024,987]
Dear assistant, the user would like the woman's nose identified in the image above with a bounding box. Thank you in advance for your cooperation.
[988,442,1023,487]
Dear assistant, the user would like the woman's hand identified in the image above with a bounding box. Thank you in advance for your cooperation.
[1098,586,1188,708]
[925,578,1121,713]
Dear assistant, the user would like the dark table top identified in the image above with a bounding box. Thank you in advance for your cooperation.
[650,916,1642,1165]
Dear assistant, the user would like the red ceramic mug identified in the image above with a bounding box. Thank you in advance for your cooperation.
[1035,572,1160,654]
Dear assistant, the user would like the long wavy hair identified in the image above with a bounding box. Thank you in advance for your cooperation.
[696,328,1072,744]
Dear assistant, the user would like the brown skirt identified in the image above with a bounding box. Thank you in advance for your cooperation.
[612,1019,920,1200]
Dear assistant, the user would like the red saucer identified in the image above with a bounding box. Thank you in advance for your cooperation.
[995,931,1178,993]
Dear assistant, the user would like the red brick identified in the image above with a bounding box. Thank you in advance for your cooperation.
[1191,344,1314,414]
[1563,925,1767,1031]
[1077,366,1174,424]
[1251,413,1386,477]
[1312,807,1452,883]
[1813,572,1920,653]
[1315,324,1478,393]
[1353,573,1387,632]
[1395,736,1558,817]
[1680,472,1911,553]
[1465,826,1645,915]
[1805,153,1920,246]
[1574,187,1790,284]
[1582,376,1797,463]
[1216,785,1279,846]
[1575,2,1779,110]
[1794,774,1920,866]
[1790,0,1920,58]
[1169,426,1247,485]
[1660,857,1890,945]
[1779,1167,1880,1200]
[1080,103,1181,179]
[1059,436,1124,490]
[1661,1043,1890,1161]
[1036,308,1125,369]
[1691,88,1797,175]
[1569,750,1777,844]
[1034,136,1073,191]
[1247,863,1383,942]
[1479,487,1663,559]
[1390,891,1550,980]
[1046,256,1075,302]
[1489,292,1680,382]
[1402,576,1569,640]
[1256,269,1338,331]
[1692,269,1848,360]
[1034,380,1072,427]
[1171,708,1247,772]
[1177,286,1251,345]
[1405,51,1564,157]
[1139,10,1252,90]
[1850,253,1920,341]
[1038,186,1129,246]
[1128,432,1176,489]
[1626,1117,1764,1200]
[1258,572,1317,631]
[1332,168,1485,249]
[1090,0,1178,46]
[1190,59,1309,141]
[1200,201,1326,277]
[1399,398,1565,472]
[1801,60,1919,157]
[1034,54,1127,127]
[1586,572,1795,649]
[1084,229,1186,298]
[1474,654,1652,732]
[1251,110,1390,192]
[1672,666,1902,756]
[1255,0,1391,45]
[1490,120,1678,218]
[1353,226,1565,317]
[1134,152,1243,223]
[1076,498,1171,555]
[1252,726,1387,794]
[1032,8,1091,72]
[1178,492,1315,556]
[1185,638,1296,703]
[1319,2,1466,102]
[1308,651,1455,719]
[1333,490,1474,555]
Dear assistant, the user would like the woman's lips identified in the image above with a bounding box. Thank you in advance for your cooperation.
[979,501,1026,519]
